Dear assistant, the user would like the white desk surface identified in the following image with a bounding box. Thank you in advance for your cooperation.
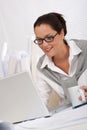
[15,122,87,130]
[15,105,87,130]
[55,122,87,130]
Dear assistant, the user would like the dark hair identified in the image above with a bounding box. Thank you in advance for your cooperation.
[34,12,67,36]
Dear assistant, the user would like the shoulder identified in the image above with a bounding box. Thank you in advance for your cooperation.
[38,54,45,64]
[37,54,46,69]
[72,39,87,50]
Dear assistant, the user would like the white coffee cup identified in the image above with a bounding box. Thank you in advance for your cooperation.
[68,85,86,108]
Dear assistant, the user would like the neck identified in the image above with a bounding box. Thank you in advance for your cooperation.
[53,43,69,62]
[52,44,69,74]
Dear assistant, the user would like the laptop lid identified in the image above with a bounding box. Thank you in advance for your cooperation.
[0,71,50,123]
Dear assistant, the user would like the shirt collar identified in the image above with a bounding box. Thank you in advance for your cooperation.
[68,39,82,56]
[40,39,82,69]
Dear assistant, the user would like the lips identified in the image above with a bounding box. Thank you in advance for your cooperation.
[44,48,52,53]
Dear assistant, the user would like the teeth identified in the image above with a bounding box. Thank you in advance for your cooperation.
[46,47,51,50]
[45,48,50,51]
[46,48,50,50]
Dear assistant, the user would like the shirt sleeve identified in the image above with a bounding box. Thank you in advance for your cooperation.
[33,69,65,109]
[35,75,52,106]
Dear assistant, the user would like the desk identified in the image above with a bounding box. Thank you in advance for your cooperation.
[15,122,87,130]
[56,122,87,130]
[15,105,87,130]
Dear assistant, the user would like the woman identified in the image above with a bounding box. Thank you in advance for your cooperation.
[33,12,87,111]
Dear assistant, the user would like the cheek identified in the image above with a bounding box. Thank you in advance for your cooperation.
[52,42,61,53]
[38,45,42,49]
[53,41,59,49]
[38,45,44,52]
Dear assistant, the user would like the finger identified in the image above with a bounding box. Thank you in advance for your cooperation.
[80,86,87,91]
[85,96,87,101]
[78,95,82,101]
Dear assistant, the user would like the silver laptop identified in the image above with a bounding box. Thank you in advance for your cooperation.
[0,71,50,123]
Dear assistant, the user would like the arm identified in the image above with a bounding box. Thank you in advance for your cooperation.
[34,70,62,110]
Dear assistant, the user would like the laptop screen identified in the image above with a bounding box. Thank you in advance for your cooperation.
[0,71,50,123]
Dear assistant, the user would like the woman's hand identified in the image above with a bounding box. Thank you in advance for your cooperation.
[79,86,87,101]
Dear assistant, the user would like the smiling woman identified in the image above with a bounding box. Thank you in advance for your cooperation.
[33,12,87,111]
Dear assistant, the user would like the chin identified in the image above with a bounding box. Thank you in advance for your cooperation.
[46,53,53,58]
[44,50,54,57]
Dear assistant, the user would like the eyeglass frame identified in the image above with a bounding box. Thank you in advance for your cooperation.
[34,32,58,45]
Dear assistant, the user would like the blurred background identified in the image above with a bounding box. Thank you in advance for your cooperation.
[0,0,87,52]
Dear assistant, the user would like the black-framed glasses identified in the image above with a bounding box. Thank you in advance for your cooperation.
[34,32,58,45]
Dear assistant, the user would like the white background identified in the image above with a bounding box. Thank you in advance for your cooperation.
[0,0,87,52]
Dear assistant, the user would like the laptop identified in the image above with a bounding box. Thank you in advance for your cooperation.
[0,71,50,123]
